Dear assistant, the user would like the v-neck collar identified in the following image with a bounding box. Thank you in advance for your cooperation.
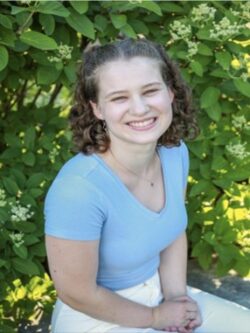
[92,147,169,218]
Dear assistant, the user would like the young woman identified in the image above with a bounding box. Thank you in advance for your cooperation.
[44,38,250,333]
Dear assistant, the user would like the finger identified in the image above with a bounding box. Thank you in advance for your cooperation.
[177,326,193,333]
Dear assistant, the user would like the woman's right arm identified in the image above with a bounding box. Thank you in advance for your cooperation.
[46,235,196,331]
[46,235,154,328]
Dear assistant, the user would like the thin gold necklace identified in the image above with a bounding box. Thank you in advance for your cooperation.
[109,148,156,187]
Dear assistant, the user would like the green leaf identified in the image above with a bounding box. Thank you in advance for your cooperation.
[4,132,21,147]
[192,241,213,270]
[190,61,203,77]
[221,229,237,243]
[205,102,222,122]
[30,242,46,257]
[137,1,162,16]
[70,0,88,14]
[204,231,217,245]
[225,167,250,181]
[11,5,29,15]
[37,65,61,85]
[199,162,211,180]
[15,222,36,233]
[129,19,149,35]
[121,24,137,39]
[211,155,228,171]
[234,260,250,277]
[12,257,40,275]
[64,62,76,83]
[0,259,6,268]
[0,14,13,29]
[233,79,250,98]
[197,43,213,56]
[2,177,19,195]
[36,1,70,17]
[210,68,229,78]
[189,180,212,197]
[0,27,16,47]
[214,219,230,236]
[215,51,232,70]
[13,245,28,259]
[12,169,26,188]
[20,31,58,50]
[1,147,20,159]
[66,9,95,39]
[213,179,232,189]
[188,141,207,159]
[29,188,43,198]
[24,127,36,150]
[39,13,55,35]
[24,235,40,246]
[160,2,183,13]
[22,152,36,167]
[94,15,108,32]
[201,87,220,108]
[26,173,44,188]
[0,46,9,71]
[110,14,127,29]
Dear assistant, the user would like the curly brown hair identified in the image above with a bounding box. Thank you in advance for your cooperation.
[70,38,199,154]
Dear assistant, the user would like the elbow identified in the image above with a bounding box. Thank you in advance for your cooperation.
[55,283,98,312]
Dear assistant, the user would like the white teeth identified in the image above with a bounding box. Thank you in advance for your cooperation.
[128,118,155,128]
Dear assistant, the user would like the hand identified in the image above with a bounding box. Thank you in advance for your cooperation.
[152,297,198,331]
[164,295,202,333]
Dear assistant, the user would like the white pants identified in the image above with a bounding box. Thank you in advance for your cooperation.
[51,272,250,333]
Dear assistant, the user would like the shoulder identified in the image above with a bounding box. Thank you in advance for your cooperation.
[45,153,105,207]
[56,153,99,179]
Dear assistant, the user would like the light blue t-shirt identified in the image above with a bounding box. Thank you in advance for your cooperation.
[44,142,189,291]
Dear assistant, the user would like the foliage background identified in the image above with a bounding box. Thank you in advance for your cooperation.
[0,0,249,331]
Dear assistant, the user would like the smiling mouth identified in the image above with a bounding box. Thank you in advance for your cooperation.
[127,117,157,129]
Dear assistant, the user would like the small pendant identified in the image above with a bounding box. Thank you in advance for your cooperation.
[150,182,154,187]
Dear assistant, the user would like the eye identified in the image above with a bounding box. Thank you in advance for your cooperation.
[111,96,127,102]
[144,89,158,96]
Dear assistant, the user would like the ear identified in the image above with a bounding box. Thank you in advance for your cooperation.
[89,101,104,120]
[168,88,174,103]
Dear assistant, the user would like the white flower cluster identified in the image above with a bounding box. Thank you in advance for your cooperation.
[186,40,199,57]
[10,201,34,223]
[241,72,249,82]
[9,232,25,248]
[230,2,250,20]
[48,44,73,63]
[169,20,198,58]
[170,20,192,41]
[191,3,216,25]
[210,17,243,39]
[226,142,250,160]
[0,189,7,207]
[232,115,250,131]
[49,146,60,164]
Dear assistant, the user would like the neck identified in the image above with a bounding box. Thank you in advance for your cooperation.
[108,141,158,174]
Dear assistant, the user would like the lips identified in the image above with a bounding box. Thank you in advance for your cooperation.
[127,117,157,130]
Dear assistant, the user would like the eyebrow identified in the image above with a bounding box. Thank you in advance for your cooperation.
[105,82,162,99]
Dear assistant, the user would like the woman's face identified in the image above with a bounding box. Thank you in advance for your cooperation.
[91,56,174,148]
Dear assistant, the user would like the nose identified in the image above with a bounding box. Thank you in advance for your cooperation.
[129,96,149,116]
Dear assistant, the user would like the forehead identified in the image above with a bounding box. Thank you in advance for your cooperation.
[97,57,163,94]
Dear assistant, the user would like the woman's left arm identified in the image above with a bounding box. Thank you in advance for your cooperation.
[159,231,188,301]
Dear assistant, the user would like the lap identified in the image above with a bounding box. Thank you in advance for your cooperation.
[187,286,250,333]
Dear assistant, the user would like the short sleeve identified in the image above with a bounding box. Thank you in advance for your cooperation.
[180,141,190,190]
[44,176,106,240]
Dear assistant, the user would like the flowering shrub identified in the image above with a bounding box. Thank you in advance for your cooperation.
[0,0,249,330]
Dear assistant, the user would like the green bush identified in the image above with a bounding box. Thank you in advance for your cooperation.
[0,0,249,330]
